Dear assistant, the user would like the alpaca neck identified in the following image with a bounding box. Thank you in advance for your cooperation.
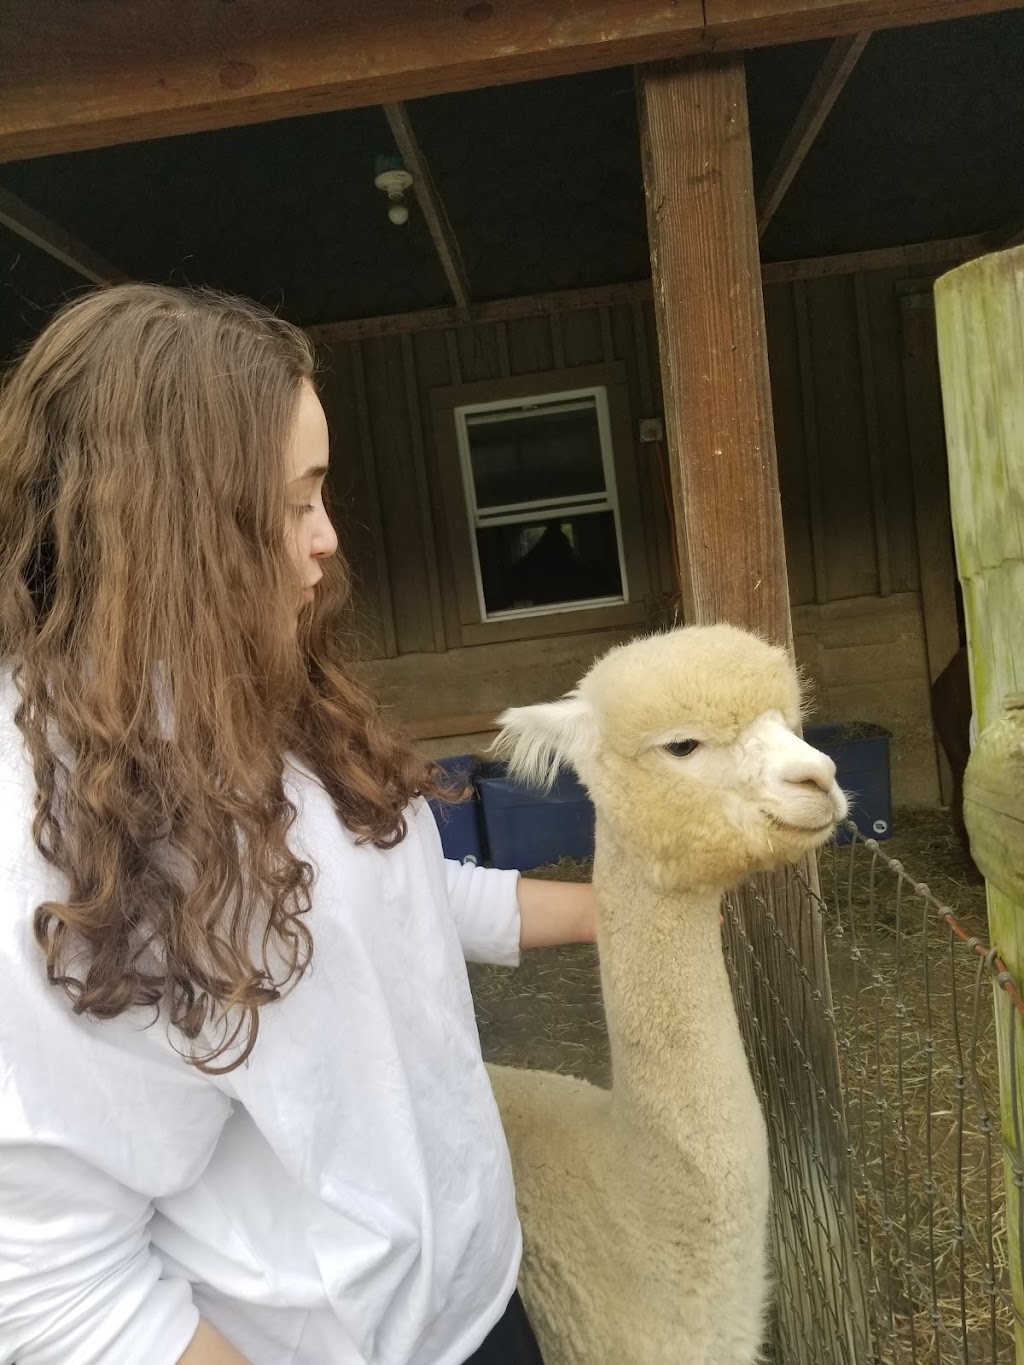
[593,832,760,1151]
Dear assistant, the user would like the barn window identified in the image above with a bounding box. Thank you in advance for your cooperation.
[453,387,629,621]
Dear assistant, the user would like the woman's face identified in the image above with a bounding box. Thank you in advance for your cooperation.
[283,381,338,612]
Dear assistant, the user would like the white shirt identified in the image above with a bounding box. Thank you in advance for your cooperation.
[0,694,523,1365]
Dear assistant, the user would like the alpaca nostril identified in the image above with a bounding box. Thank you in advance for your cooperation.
[802,770,835,796]
[780,752,836,795]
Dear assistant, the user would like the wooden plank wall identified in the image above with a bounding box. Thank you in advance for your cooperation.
[766,265,951,804]
[318,265,942,646]
[765,267,921,607]
[316,299,676,659]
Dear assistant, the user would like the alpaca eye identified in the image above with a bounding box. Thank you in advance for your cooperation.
[664,739,699,758]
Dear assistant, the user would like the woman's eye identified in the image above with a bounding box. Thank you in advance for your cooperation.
[291,503,315,517]
[664,739,699,758]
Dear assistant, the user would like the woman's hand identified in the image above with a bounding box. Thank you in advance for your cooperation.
[517,878,596,950]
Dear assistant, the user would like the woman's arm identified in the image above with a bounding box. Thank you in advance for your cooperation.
[0,1140,206,1365]
[517,877,596,949]
[442,860,595,962]
[179,1320,252,1364]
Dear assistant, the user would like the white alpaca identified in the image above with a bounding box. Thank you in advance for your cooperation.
[488,624,848,1365]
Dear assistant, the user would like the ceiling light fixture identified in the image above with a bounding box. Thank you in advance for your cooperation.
[374,154,414,226]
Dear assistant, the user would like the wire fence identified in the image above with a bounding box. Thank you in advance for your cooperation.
[724,824,1024,1364]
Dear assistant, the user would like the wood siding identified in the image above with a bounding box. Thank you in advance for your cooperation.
[316,298,677,658]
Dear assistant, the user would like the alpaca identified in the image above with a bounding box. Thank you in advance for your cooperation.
[488,624,848,1365]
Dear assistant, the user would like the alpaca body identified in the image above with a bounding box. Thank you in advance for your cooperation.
[490,836,770,1364]
[489,626,847,1365]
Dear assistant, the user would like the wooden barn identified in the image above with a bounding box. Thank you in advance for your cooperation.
[2,0,1023,816]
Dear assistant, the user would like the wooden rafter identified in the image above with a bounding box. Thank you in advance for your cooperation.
[2,0,1022,163]
[757,32,871,239]
[700,0,988,47]
[0,186,127,285]
[760,232,997,282]
[305,234,996,345]
[383,102,470,317]
[307,281,651,345]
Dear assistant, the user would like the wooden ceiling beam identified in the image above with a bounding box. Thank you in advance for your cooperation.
[699,0,1002,46]
[760,231,998,282]
[383,102,471,317]
[2,0,1022,163]
[756,32,871,239]
[306,234,995,345]
[307,281,654,345]
[0,186,127,285]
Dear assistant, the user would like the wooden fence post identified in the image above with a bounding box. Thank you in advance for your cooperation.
[935,246,1024,1364]
[637,54,866,1363]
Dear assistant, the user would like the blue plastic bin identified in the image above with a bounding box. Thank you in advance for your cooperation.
[476,761,595,870]
[428,754,487,864]
[805,722,892,842]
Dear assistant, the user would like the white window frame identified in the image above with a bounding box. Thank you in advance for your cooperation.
[453,385,630,622]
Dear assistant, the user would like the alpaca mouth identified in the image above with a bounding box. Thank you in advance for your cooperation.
[761,811,836,837]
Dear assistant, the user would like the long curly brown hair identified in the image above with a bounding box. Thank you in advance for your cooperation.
[0,283,446,1072]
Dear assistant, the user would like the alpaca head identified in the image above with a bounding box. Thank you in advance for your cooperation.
[495,624,848,890]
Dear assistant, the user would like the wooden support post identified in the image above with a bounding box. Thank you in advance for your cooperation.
[638,55,864,1365]
[935,245,1024,1364]
[637,54,790,645]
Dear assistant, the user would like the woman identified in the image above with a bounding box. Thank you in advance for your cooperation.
[0,285,594,1365]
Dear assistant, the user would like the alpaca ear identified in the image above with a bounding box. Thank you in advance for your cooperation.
[492,691,596,791]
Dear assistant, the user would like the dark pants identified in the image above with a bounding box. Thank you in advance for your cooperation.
[463,1292,545,1364]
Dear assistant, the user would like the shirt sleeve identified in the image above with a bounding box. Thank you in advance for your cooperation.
[444,860,522,967]
[0,1141,200,1365]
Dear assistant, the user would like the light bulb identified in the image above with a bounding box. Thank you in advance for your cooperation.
[388,201,409,225]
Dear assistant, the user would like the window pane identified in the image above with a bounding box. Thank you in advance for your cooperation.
[466,402,606,509]
[476,511,623,615]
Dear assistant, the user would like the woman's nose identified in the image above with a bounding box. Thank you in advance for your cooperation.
[313,510,338,559]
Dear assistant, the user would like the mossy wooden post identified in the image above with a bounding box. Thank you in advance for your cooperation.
[935,246,1024,1362]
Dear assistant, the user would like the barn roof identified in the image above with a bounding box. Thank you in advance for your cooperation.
[1,7,1022,354]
